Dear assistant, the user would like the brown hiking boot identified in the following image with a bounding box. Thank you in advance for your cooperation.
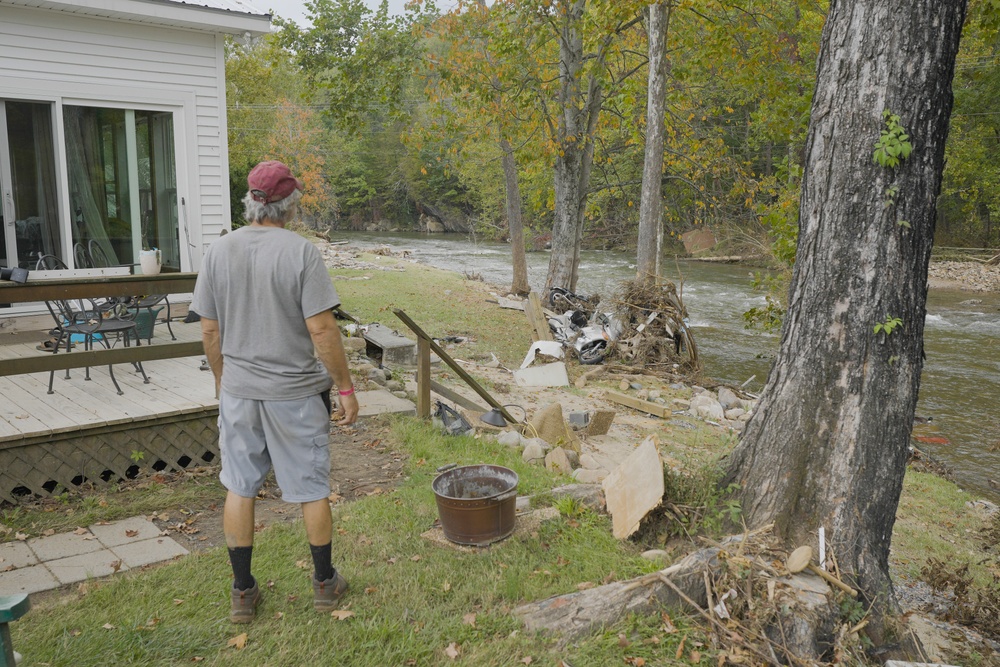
[230,581,261,623]
[313,571,349,612]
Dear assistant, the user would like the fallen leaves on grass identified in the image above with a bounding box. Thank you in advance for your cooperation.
[410,555,422,562]
[173,599,185,605]
[444,643,460,659]
[330,610,355,621]
[15,532,28,541]
[521,658,533,665]
[462,613,476,628]
[442,582,451,592]
[102,623,116,630]
[227,633,248,650]
[42,528,56,536]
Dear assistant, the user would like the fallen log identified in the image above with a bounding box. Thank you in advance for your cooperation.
[512,547,719,644]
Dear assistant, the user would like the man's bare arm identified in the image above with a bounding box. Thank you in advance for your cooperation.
[306,309,359,425]
[200,317,223,397]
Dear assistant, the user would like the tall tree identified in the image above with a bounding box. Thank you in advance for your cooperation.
[541,1,643,292]
[635,2,671,283]
[723,0,967,640]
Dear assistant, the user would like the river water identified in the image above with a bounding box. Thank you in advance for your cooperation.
[340,231,999,500]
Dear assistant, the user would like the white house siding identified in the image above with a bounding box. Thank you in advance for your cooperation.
[0,4,232,269]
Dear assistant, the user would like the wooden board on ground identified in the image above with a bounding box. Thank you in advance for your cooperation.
[429,380,488,414]
[525,293,553,342]
[602,437,665,539]
[603,391,670,418]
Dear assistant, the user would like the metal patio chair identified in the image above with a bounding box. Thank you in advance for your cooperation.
[43,294,150,396]
[87,240,176,342]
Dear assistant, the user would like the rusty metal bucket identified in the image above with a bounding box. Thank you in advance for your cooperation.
[432,464,518,546]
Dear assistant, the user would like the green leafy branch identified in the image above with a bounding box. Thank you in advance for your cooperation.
[873,315,903,337]
[873,110,912,169]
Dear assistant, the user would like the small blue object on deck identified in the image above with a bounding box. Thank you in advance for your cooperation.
[0,594,29,667]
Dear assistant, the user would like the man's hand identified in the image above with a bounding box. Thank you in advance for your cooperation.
[334,392,359,426]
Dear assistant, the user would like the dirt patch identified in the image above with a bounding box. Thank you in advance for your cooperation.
[152,419,407,553]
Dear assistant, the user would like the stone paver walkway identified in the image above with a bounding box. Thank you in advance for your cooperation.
[0,516,188,595]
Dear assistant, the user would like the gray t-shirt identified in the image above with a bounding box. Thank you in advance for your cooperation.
[191,226,340,400]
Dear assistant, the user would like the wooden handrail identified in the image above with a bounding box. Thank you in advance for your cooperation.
[0,273,201,378]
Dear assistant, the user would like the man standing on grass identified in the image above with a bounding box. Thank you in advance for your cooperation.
[192,160,359,623]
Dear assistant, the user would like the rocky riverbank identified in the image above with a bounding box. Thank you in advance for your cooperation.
[927,261,999,292]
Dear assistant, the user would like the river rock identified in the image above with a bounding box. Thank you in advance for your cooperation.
[738,411,753,423]
[629,382,643,390]
[386,380,404,392]
[619,380,630,391]
[342,337,367,353]
[545,447,575,474]
[724,408,746,420]
[522,441,547,465]
[641,549,669,563]
[550,484,604,511]
[718,387,741,411]
[636,389,649,400]
[579,453,602,470]
[367,368,387,385]
[648,390,661,400]
[689,394,724,421]
[497,430,523,448]
[572,468,605,484]
[967,499,999,516]
[392,391,408,400]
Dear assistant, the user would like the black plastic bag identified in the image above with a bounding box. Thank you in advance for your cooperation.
[434,401,473,436]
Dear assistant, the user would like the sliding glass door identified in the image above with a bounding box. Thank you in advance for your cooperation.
[63,105,179,270]
[0,100,61,270]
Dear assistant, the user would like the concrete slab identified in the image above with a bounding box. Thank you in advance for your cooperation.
[513,362,569,387]
[110,536,189,569]
[357,389,415,418]
[46,549,129,585]
[363,323,417,367]
[27,530,103,561]
[0,541,38,570]
[0,564,59,595]
[602,437,664,539]
[89,516,162,547]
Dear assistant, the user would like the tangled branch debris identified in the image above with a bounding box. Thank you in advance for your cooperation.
[609,279,699,370]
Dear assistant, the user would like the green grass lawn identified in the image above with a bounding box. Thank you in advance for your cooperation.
[12,420,712,666]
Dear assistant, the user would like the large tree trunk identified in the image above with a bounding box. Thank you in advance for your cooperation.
[501,137,530,295]
[636,2,671,284]
[723,0,966,638]
[545,0,602,293]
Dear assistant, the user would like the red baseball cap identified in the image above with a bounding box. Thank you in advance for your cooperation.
[247,160,303,204]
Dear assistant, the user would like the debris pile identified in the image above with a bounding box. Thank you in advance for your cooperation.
[609,279,698,370]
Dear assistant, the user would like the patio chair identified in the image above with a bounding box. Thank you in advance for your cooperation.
[44,295,150,395]
[87,240,176,342]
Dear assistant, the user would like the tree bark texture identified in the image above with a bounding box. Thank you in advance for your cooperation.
[545,0,603,293]
[501,137,530,295]
[636,3,671,284]
[724,0,966,620]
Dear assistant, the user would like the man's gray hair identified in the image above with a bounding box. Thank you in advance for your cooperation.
[242,188,302,224]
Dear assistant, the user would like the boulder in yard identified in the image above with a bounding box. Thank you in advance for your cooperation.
[529,403,580,452]
[689,393,724,421]
[545,447,576,474]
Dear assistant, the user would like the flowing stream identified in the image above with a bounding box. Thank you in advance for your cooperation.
[339,231,1000,501]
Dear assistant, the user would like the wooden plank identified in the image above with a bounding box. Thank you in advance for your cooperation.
[525,292,553,342]
[417,337,431,419]
[603,391,671,418]
[429,380,488,414]
[0,273,197,303]
[15,373,108,428]
[0,340,204,377]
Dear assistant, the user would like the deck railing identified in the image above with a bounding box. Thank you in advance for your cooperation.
[0,273,202,377]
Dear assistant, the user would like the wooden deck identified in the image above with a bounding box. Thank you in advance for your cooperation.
[0,319,218,503]
[0,319,214,441]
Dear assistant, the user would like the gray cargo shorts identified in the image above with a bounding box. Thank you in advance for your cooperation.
[218,390,332,503]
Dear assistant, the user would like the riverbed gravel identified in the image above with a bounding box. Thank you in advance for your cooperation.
[928,261,1000,292]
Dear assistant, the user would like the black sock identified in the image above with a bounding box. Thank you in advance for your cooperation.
[310,542,334,582]
[228,546,255,591]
